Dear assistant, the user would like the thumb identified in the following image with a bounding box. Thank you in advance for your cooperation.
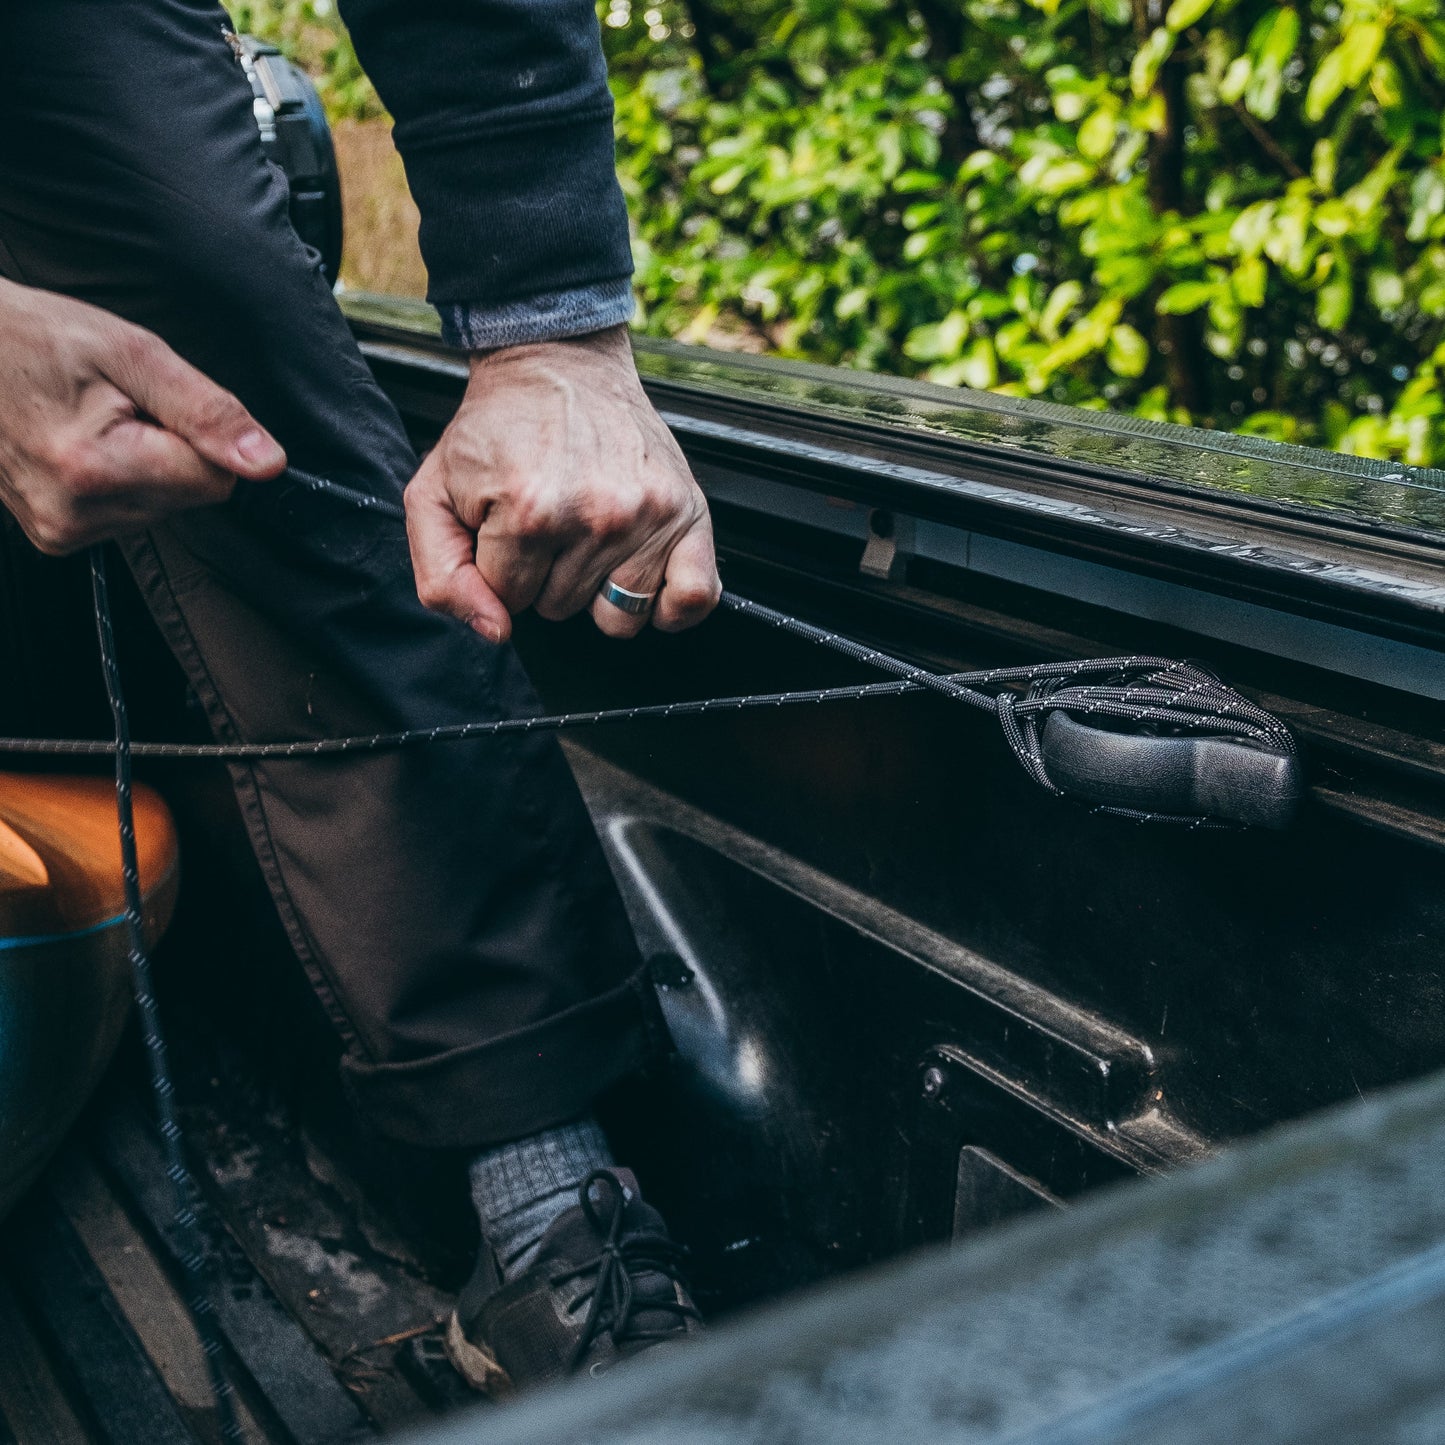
[101,328,286,480]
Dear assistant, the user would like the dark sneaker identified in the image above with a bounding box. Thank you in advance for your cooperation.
[445,1168,703,1395]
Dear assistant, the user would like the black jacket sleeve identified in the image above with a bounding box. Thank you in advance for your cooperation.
[339,0,634,308]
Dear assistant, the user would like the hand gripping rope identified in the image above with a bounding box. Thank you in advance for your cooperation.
[31,467,1300,1435]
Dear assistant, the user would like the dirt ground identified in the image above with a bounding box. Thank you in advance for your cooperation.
[333,118,427,299]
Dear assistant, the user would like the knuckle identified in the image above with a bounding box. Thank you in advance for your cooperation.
[672,579,719,616]
[401,478,429,518]
[28,508,78,556]
[413,573,447,612]
[30,435,69,477]
[586,499,633,540]
[658,573,721,630]
[54,445,107,499]
[509,490,559,540]
[636,477,675,524]
[581,481,659,541]
[113,325,160,374]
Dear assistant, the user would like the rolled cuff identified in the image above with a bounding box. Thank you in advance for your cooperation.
[338,964,670,1150]
[440,280,636,352]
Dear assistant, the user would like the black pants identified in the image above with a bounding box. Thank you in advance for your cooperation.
[0,0,662,1149]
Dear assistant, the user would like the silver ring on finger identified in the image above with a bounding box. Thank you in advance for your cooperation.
[598,577,657,616]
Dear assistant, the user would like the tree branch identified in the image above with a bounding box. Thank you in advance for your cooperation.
[1229,101,1305,180]
[679,0,766,96]
[1145,25,1210,414]
[910,0,985,162]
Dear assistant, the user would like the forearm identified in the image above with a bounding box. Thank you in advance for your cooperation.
[340,4,715,640]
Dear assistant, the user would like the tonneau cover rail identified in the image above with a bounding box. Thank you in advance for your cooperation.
[342,292,1445,655]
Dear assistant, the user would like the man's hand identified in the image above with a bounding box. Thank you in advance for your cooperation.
[404,324,720,642]
[0,278,286,554]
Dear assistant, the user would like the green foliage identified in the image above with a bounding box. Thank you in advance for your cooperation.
[240,0,1445,461]
[603,0,1445,461]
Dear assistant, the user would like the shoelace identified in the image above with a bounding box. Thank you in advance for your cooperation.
[551,1170,701,1372]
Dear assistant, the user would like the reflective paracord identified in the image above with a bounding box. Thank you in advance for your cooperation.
[91,549,245,1444]
[33,467,1296,827]
[29,601,1289,829]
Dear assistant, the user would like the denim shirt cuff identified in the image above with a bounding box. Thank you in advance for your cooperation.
[439,280,636,351]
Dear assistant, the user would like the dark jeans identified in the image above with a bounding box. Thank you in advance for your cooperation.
[0,0,662,1149]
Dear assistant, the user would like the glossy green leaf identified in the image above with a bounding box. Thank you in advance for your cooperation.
[1040,280,1086,338]
[1218,54,1253,103]
[1342,21,1386,87]
[1165,0,1216,31]
[1305,44,1350,121]
[1156,280,1218,313]
[1131,29,1176,97]
[1316,254,1353,329]
[1106,323,1151,375]
[709,163,749,195]
[1078,108,1119,159]
[1409,169,1445,243]
[1232,254,1268,306]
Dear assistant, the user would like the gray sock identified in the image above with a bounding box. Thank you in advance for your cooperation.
[469,1117,614,1280]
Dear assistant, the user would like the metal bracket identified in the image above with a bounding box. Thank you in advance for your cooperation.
[859,509,915,581]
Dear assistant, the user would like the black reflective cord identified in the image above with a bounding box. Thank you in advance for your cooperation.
[0,654,1284,832]
[90,549,245,1445]
[11,464,1292,833]
[274,468,1295,829]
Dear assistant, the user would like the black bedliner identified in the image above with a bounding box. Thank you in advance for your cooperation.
[1,299,1442,1442]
